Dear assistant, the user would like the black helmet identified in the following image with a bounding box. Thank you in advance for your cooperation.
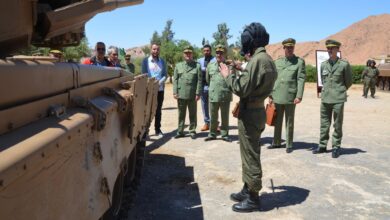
[240,22,269,56]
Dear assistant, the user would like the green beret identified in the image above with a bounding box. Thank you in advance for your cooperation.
[215,44,225,52]
[325,39,341,48]
[183,45,193,53]
[282,38,296,46]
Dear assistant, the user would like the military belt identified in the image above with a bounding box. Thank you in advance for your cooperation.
[240,100,264,109]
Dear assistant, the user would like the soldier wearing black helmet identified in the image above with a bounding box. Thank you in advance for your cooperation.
[362,59,379,98]
[220,22,277,212]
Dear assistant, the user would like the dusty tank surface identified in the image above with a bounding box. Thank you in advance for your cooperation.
[0,1,160,220]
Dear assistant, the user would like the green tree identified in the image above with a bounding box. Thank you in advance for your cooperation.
[212,23,233,59]
[147,20,204,83]
[151,31,161,45]
[161,19,175,43]
[15,37,91,62]
[15,46,50,56]
[201,37,209,46]
[133,57,144,75]
[212,23,232,47]
[305,65,317,82]
[142,46,150,57]
[351,65,365,84]
[305,64,365,84]
[62,37,91,62]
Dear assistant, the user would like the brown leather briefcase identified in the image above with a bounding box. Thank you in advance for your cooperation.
[266,103,277,126]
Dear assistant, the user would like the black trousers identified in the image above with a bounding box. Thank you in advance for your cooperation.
[155,91,164,132]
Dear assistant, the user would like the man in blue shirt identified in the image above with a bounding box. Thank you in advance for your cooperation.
[142,43,167,136]
[197,44,216,131]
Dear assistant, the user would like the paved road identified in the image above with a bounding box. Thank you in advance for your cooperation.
[128,83,390,220]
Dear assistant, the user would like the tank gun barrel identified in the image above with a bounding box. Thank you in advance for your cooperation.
[0,0,143,57]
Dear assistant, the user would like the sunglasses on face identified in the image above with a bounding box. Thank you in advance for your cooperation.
[112,53,118,56]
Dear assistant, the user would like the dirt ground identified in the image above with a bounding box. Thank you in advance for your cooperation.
[128,83,390,220]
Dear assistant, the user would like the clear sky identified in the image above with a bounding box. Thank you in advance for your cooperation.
[85,0,389,49]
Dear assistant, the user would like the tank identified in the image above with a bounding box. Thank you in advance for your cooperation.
[377,63,390,90]
[0,1,160,220]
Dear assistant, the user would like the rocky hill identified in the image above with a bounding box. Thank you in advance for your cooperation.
[266,14,390,65]
[126,14,390,65]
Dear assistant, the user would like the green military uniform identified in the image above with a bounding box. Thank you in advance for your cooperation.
[362,66,379,98]
[124,63,135,74]
[173,46,202,136]
[225,47,277,193]
[319,40,352,151]
[206,45,232,139]
[271,38,306,150]
[124,53,135,73]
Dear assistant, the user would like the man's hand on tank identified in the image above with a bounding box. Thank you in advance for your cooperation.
[173,94,178,99]
[195,95,200,101]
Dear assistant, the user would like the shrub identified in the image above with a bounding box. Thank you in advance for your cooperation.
[305,64,365,84]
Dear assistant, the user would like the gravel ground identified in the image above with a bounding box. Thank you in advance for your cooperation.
[128,83,390,220]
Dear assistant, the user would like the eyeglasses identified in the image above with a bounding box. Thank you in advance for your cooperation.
[112,53,118,56]
[97,48,105,51]
[125,58,130,61]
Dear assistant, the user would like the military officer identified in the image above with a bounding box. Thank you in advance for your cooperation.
[204,45,233,142]
[268,38,306,153]
[173,45,202,139]
[124,52,135,73]
[362,60,379,98]
[220,22,277,212]
[313,39,352,158]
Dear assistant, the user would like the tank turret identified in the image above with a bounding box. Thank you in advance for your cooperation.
[0,0,143,57]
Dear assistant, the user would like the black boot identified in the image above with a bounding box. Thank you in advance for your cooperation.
[332,147,340,158]
[230,184,249,202]
[232,191,260,213]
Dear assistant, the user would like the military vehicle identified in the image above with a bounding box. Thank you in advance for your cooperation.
[374,55,390,90]
[0,1,159,219]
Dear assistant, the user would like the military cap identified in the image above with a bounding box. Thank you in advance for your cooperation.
[183,45,193,53]
[325,39,341,48]
[215,44,225,52]
[50,49,62,54]
[282,38,296,46]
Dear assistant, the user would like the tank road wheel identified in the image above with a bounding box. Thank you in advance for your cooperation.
[101,174,125,220]
[100,140,146,220]
[118,139,146,218]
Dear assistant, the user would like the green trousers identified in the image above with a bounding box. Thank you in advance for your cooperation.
[238,106,266,193]
[209,102,230,138]
[319,102,344,149]
[273,104,296,148]
[363,78,376,97]
[177,99,197,134]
